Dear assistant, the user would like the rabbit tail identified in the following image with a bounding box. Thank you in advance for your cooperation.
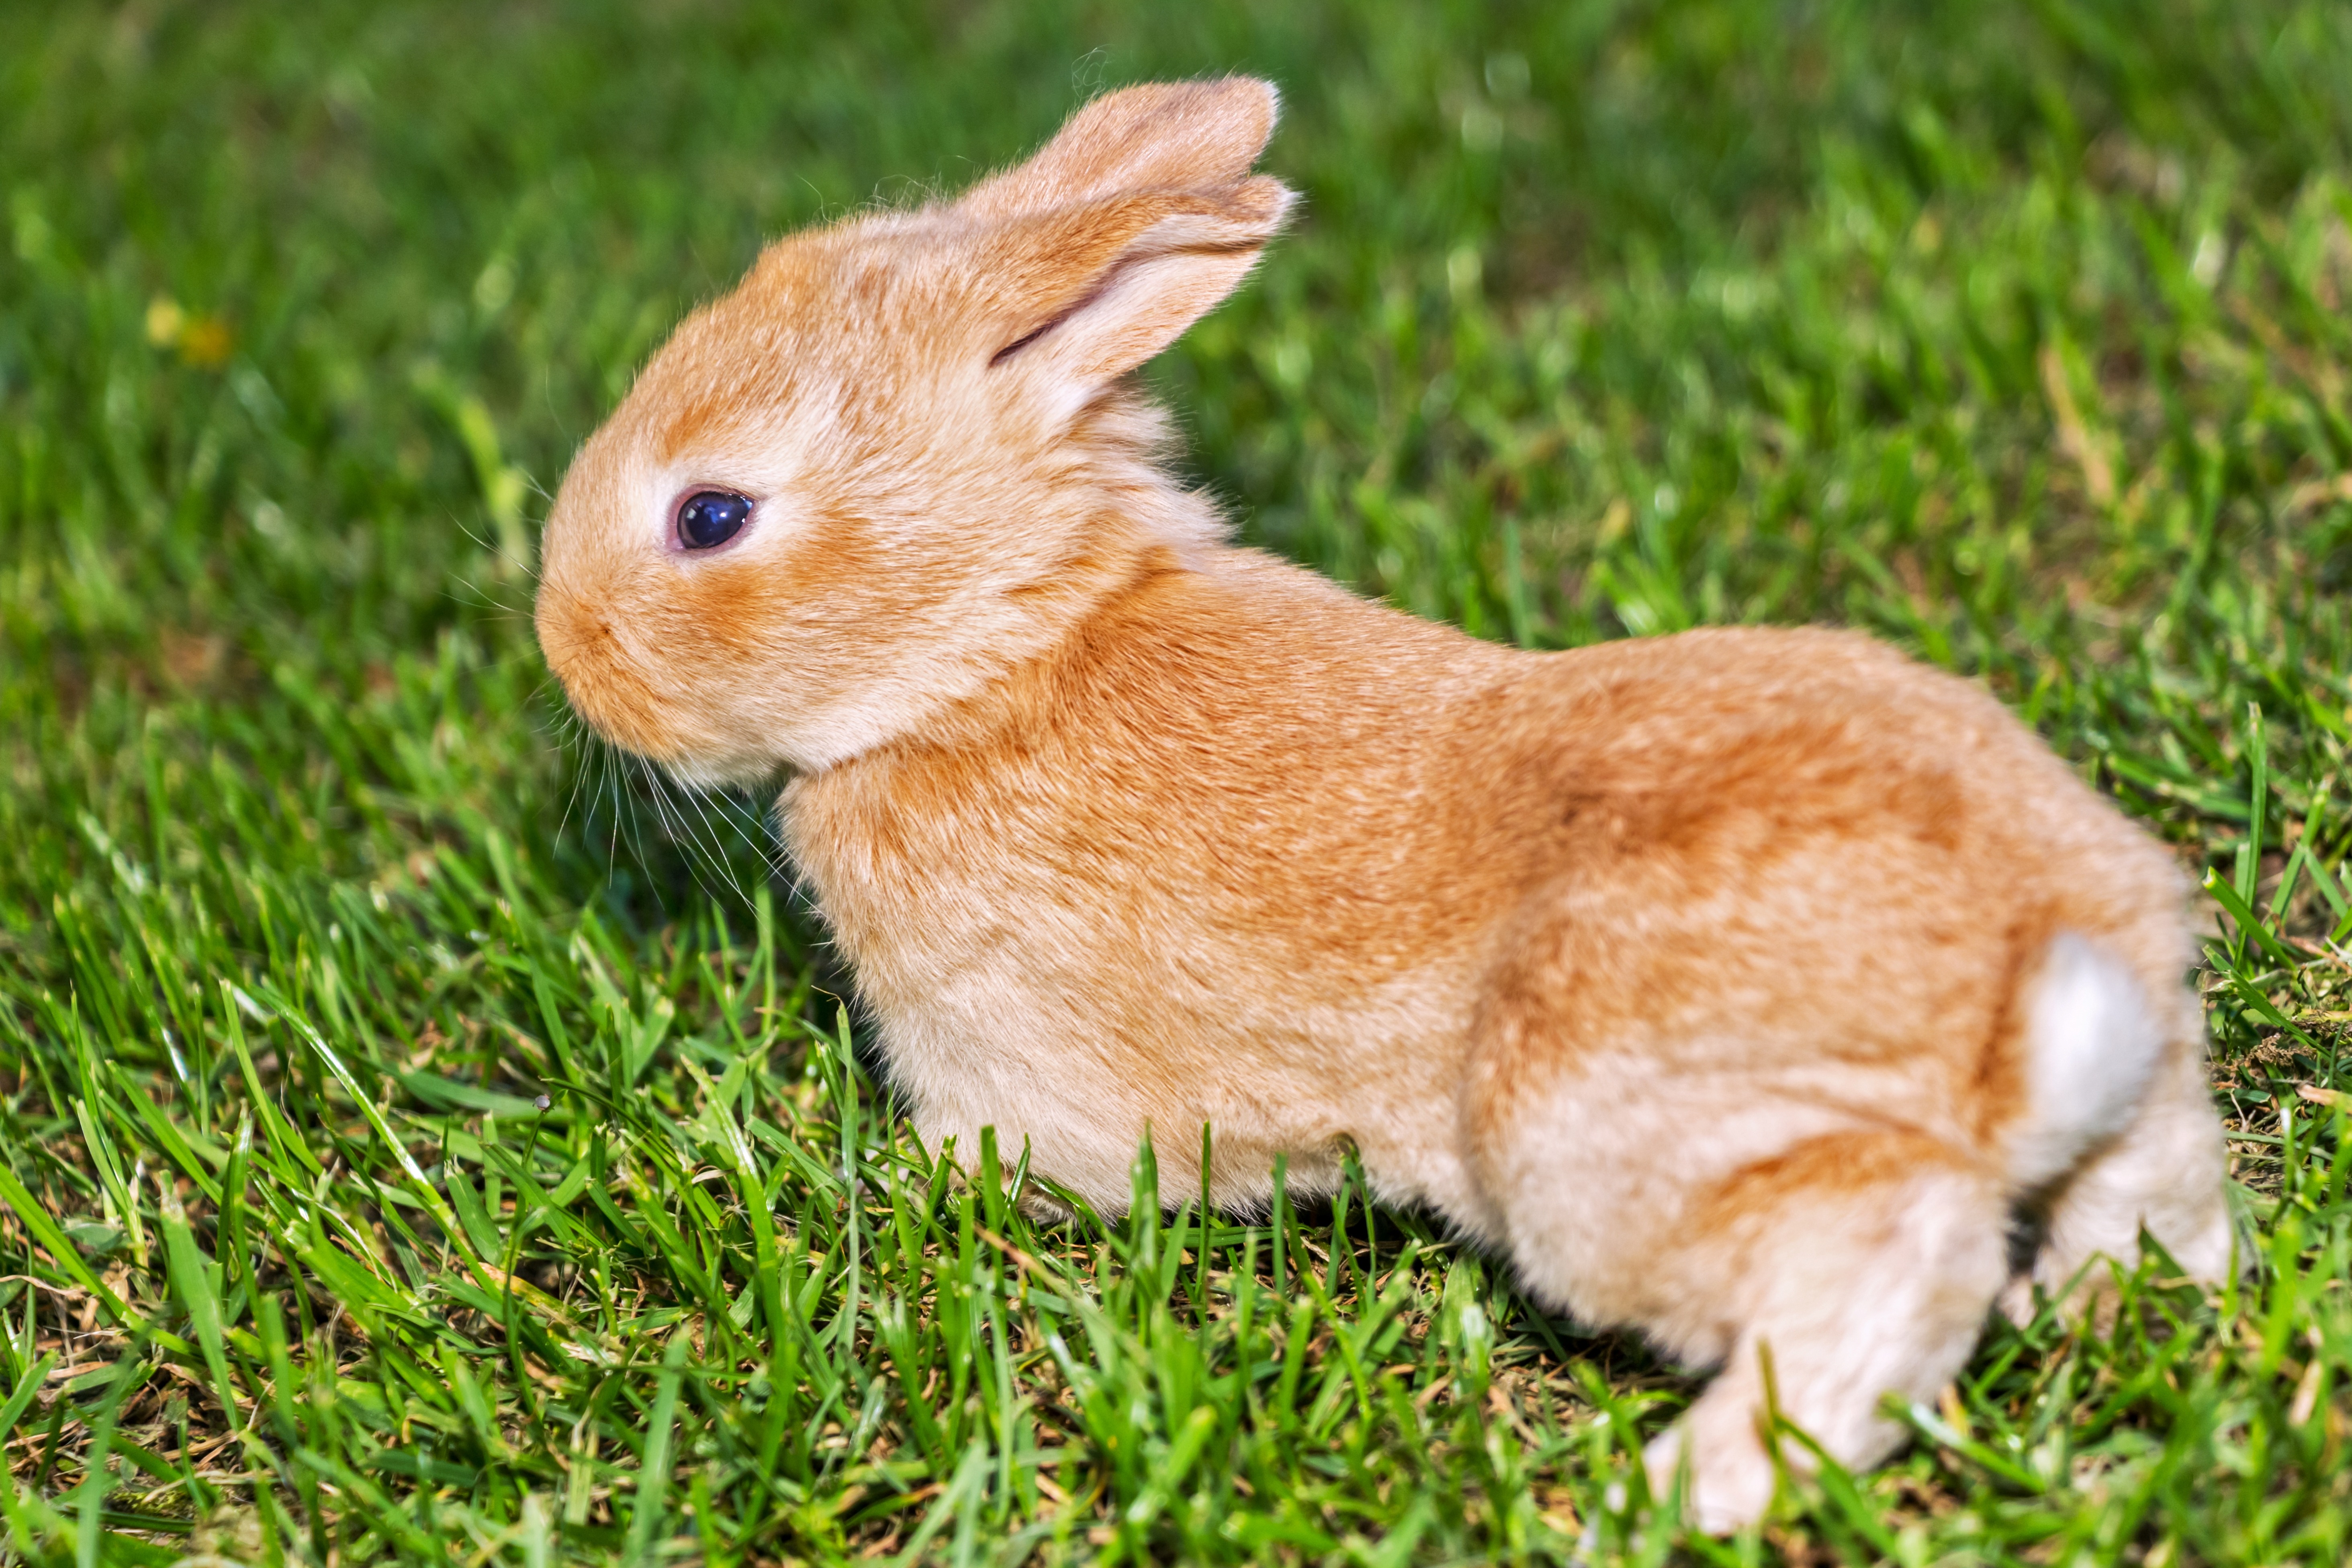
[2003,930,2167,1196]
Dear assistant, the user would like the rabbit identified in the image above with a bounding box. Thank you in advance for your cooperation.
[533,77,2234,1531]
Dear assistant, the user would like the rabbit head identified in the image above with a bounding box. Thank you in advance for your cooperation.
[534,78,1294,785]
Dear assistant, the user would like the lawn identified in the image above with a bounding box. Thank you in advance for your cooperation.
[4,0,2352,1562]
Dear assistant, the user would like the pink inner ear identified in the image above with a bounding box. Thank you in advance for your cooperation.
[983,176,1298,380]
[1069,247,1266,381]
[983,183,1295,384]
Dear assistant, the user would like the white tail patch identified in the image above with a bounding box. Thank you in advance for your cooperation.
[2004,932,2161,1193]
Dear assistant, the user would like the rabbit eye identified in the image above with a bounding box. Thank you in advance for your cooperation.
[677,491,751,550]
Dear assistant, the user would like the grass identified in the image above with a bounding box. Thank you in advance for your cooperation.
[3,0,2352,1561]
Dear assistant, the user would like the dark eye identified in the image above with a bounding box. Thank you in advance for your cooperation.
[677,491,751,550]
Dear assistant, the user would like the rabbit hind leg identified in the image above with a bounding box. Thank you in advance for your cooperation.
[2006,1043,2235,1322]
[1473,1055,2007,1532]
[1633,1132,2008,1531]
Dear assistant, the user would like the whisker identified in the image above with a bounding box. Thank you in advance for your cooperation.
[446,566,537,619]
[636,754,733,913]
[673,771,760,910]
[450,513,544,589]
[676,777,761,905]
[553,718,594,848]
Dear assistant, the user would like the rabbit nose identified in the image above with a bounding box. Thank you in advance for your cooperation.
[535,587,612,685]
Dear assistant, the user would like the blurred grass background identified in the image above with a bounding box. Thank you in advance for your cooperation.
[3,0,2352,1562]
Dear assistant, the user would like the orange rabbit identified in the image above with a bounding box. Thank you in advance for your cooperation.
[535,79,2233,1529]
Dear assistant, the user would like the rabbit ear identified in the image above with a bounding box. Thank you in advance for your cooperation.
[978,175,1294,386]
[960,77,1282,220]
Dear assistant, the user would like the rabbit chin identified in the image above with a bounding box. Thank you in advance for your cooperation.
[567,676,794,788]
[564,699,785,791]
[658,746,788,793]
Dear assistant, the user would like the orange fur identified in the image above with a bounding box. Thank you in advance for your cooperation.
[535,78,2232,1529]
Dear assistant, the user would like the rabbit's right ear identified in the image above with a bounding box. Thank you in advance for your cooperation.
[960,77,1281,219]
[961,79,1293,396]
[974,178,1293,392]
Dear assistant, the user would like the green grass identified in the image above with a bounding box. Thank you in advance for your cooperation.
[4,0,2352,1562]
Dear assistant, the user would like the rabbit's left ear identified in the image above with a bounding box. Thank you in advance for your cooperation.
[960,77,1281,219]
[976,176,1294,387]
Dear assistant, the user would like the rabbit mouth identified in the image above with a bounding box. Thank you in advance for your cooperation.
[558,669,778,791]
[647,739,789,792]
[535,570,808,788]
